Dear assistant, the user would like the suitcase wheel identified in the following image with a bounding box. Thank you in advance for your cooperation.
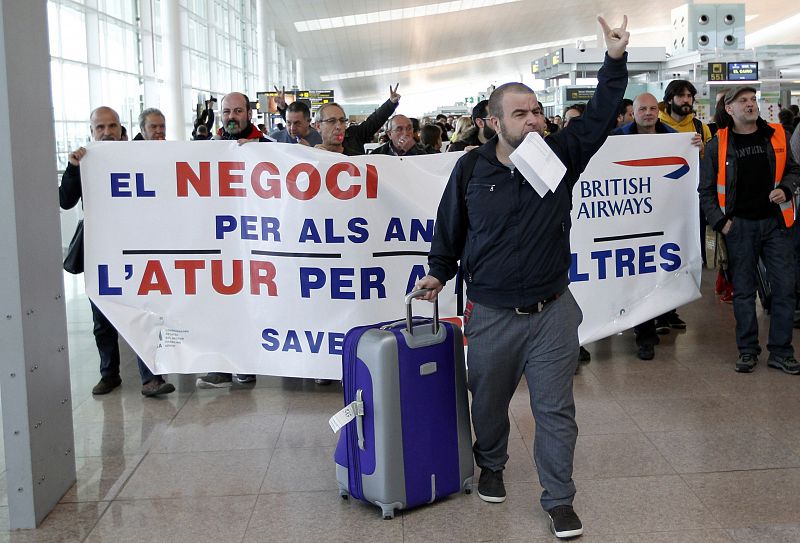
[339,489,349,500]
[464,488,472,494]
[380,506,395,520]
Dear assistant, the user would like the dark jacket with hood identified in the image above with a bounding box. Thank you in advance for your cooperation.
[427,53,628,308]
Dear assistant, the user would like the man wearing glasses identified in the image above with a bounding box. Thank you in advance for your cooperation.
[370,115,429,156]
[448,99,496,152]
[415,16,630,539]
[314,84,401,155]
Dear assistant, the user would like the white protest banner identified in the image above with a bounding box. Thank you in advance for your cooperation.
[81,142,460,379]
[569,132,702,344]
[80,133,700,378]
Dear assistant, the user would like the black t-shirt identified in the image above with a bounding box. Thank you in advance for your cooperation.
[732,131,774,220]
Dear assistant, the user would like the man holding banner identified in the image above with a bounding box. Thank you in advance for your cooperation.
[60,106,176,398]
[699,85,800,375]
[611,92,702,361]
[415,15,630,540]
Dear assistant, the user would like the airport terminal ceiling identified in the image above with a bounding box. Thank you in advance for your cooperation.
[262,0,800,109]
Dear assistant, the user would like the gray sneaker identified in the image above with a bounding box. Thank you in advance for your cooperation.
[735,353,758,373]
[767,355,800,375]
[141,378,175,397]
[196,372,233,388]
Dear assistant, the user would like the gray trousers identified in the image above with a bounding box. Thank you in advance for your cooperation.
[464,291,582,511]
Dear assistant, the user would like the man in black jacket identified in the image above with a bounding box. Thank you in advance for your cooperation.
[448,99,495,152]
[59,106,175,398]
[415,16,630,539]
[313,85,400,156]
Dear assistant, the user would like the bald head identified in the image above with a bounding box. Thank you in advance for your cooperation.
[632,93,660,133]
[90,106,122,141]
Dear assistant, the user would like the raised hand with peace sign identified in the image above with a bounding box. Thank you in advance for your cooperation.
[598,15,630,60]
[388,83,401,104]
[274,85,287,110]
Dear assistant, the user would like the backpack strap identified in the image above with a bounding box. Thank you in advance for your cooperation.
[692,117,704,139]
[454,150,481,315]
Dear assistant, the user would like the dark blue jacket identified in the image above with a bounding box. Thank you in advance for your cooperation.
[427,53,628,308]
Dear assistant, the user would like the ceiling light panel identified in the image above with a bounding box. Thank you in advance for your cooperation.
[293,0,522,32]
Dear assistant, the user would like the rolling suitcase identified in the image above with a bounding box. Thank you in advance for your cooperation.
[331,289,473,519]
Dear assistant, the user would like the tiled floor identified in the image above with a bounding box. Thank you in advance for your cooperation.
[2,269,800,542]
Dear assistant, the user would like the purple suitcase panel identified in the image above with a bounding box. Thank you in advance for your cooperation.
[395,324,462,505]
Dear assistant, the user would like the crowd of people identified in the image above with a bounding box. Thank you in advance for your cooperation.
[57,12,800,539]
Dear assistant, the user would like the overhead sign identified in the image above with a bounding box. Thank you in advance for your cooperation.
[565,88,595,101]
[727,62,758,81]
[708,62,727,82]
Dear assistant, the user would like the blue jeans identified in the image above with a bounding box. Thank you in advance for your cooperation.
[464,291,582,511]
[724,216,795,358]
[90,301,156,383]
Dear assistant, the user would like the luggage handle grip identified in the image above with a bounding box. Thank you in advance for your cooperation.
[405,289,439,336]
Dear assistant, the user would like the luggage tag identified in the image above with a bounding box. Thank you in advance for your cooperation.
[328,397,364,433]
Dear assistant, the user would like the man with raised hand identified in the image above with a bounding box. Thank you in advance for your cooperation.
[415,15,629,540]
[59,106,176,398]
[269,100,322,146]
[313,84,401,156]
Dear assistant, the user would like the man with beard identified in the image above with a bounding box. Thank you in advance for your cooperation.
[196,92,269,389]
[699,86,800,375]
[448,99,496,152]
[414,15,630,540]
[654,79,713,333]
[59,106,176,397]
[214,92,270,142]
[658,80,712,151]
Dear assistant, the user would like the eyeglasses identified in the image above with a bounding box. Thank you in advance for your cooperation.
[321,117,349,126]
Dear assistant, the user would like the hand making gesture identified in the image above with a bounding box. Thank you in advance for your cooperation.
[598,15,630,60]
[389,83,401,104]
[274,85,287,110]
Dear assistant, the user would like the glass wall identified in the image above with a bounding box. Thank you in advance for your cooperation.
[48,0,288,170]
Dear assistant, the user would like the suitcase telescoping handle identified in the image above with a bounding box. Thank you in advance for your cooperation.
[405,289,439,336]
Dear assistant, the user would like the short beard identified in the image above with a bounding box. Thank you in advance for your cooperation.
[498,119,525,149]
[482,124,497,140]
[669,101,694,117]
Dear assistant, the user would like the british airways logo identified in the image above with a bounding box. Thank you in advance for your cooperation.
[614,157,690,180]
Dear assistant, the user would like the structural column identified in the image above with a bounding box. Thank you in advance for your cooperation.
[0,0,76,529]
[160,0,186,140]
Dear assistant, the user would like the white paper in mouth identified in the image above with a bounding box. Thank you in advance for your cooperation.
[509,132,567,197]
